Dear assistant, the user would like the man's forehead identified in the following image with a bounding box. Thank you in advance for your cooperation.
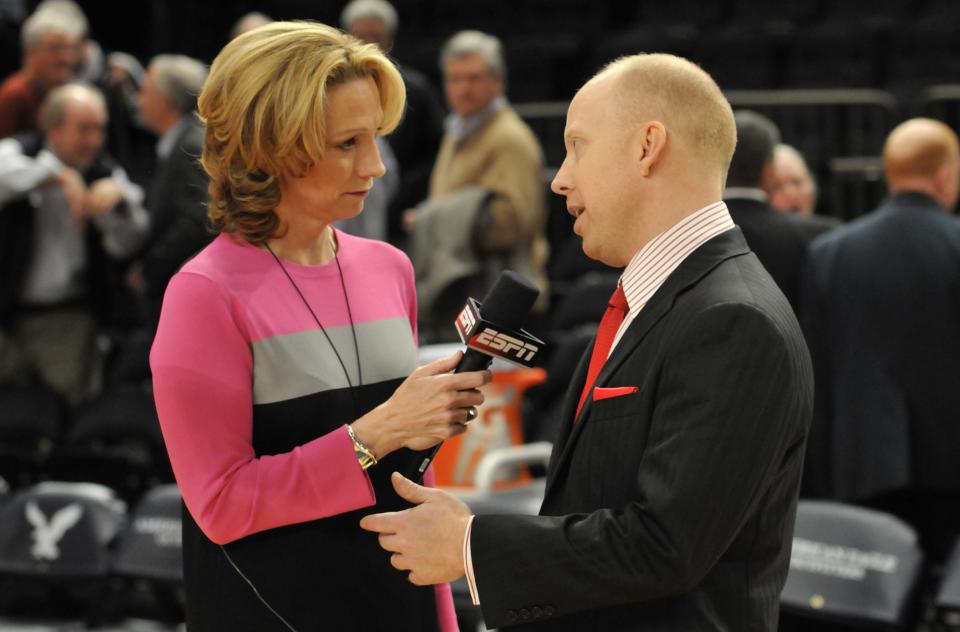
[38,31,78,45]
[63,99,107,123]
[564,80,613,134]
[445,53,490,73]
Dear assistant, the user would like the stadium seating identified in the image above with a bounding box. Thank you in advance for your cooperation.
[780,500,925,630]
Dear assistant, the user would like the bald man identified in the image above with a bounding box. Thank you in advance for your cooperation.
[362,54,813,631]
[801,118,960,558]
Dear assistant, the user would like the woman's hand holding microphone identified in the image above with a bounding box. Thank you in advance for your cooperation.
[348,351,491,459]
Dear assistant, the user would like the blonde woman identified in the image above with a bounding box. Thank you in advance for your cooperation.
[150,22,486,631]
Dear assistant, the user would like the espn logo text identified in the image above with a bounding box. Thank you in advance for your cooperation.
[471,328,539,363]
[458,304,478,334]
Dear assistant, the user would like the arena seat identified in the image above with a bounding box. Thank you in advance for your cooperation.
[46,383,171,503]
[0,383,64,488]
[780,500,924,630]
[93,484,184,630]
[934,536,960,630]
[0,482,126,624]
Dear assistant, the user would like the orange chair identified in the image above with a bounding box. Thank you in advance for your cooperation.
[432,367,546,490]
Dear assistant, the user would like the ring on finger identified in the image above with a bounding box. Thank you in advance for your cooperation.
[464,406,478,424]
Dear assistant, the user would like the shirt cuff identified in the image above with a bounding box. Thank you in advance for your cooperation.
[36,148,63,175]
[463,514,480,605]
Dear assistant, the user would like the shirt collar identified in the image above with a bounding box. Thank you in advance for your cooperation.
[619,201,734,315]
[156,117,188,160]
[444,96,507,142]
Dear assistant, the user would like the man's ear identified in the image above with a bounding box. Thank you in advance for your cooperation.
[636,121,667,177]
[931,161,959,209]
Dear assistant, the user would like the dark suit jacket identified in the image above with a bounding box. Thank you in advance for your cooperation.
[725,196,838,313]
[800,192,960,501]
[471,228,813,631]
[140,117,210,309]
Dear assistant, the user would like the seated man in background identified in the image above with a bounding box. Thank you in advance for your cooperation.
[124,54,209,325]
[0,83,147,405]
[407,30,548,341]
[0,3,81,138]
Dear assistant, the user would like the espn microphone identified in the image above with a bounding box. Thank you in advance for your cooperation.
[406,270,542,482]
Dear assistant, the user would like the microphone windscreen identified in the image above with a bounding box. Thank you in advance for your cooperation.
[478,270,539,329]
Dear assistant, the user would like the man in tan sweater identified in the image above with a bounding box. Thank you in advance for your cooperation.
[408,30,548,334]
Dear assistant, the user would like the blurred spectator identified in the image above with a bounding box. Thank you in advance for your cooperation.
[771,143,843,238]
[229,11,272,40]
[0,83,147,404]
[724,110,838,311]
[102,50,154,178]
[770,143,817,216]
[340,0,444,246]
[30,0,157,189]
[0,4,81,138]
[125,54,210,325]
[409,30,548,340]
[33,1,95,81]
[801,120,960,560]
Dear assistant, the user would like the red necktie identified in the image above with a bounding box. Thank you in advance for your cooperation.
[575,284,629,421]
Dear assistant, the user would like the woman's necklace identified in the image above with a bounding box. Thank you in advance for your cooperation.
[264,232,363,418]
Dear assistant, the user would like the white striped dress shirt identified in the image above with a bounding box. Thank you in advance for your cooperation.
[610,200,735,355]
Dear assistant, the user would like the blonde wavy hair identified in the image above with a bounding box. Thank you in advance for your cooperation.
[198,21,406,243]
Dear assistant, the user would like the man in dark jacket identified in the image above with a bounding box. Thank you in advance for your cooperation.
[724,110,839,313]
[801,118,960,559]
[124,54,209,324]
[361,53,813,631]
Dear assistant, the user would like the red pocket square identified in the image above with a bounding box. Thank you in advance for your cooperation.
[593,385,640,402]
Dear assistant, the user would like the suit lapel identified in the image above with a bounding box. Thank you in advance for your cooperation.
[542,228,751,502]
[544,347,591,491]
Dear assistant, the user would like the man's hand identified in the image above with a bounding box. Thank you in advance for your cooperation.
[52,168,87,225]
[360,472,472,585]
[83,178,125,218]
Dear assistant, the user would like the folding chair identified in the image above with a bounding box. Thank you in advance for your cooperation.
[934,536,960,630]
[0,482,126,625]
[47,383,171,503]
[780,500,924,630]
[91,484,184,631]
[0,383,64,487]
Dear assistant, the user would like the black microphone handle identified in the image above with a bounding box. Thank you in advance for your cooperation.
[405,350,493,481]
[454,349,494,374]
[403,270,540,482]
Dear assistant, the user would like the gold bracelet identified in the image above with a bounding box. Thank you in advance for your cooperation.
[347,424,378,470]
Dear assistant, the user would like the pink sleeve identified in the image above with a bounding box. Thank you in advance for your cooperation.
[401,253,419,346]
[150,272,376,545]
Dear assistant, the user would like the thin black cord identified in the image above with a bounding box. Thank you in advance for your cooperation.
[334,250,363,388]
[265,235,363,418]
[220,545,299,632]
